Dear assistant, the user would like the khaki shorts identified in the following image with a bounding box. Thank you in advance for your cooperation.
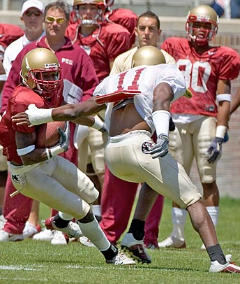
[105,130,201,209]
[169,116,216,183]
[10,156,99,219]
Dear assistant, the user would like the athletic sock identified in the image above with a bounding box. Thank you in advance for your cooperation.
[206,206,219,227]
[101,244,118,261]
[171,207,187,240]
[128,219,145,240]
[78,216,110,251]
[53,213,70,228]
[206,244,227,264]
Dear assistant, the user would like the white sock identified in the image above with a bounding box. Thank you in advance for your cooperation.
[59,211,74,221]
[92,205,101,217]
[206,206,219,227]
[171,207,187,241]
[78,216,110,251]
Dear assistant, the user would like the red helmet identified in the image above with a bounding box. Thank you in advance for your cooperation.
[73,0,106,10]
[73,0,107,25]
[185,5,218,46]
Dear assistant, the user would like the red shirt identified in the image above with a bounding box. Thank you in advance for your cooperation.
[161,37,240,117]
[66,22,131,82]
[0,23,24,50]
[0,86,62,164]
[104,8,137,46]
[1,36,98,113]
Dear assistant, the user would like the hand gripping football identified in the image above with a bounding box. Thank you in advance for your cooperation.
[36,121,66,148]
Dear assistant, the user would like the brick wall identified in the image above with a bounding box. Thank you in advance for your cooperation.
[161,31,240,198]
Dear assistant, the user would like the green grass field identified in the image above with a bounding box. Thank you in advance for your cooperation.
[0,197,239,284]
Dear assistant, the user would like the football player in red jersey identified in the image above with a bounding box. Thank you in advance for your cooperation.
[66,0,131,82]
[69,0,137,46]
[157,5,240,249]
[0,47,135,265]
[0,1,99,243]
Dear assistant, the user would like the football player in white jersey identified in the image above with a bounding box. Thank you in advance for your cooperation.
[12,46,240,273]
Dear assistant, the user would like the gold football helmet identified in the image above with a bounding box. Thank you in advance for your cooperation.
[132,46,166,67]
[186,5,218,46]
[21,48,62,101]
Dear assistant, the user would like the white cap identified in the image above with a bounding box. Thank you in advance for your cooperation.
[21,0,44,17]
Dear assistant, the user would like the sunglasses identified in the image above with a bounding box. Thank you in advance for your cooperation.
[45,16,66,24]
[25,11,42,17]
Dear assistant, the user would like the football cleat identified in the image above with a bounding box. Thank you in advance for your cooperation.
[79,236,95,247]
[32,229,54,241]
[209,254,240,273]
[0,229,23,242]
[158,236,186,249]
[121,233,151,264]
[107,252,136,265]
[51,230,68,245]
[45,217,82,239]
[23,221,41,239]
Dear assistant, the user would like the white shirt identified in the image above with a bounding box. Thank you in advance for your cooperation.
[3,32,44,78]
[93,64,186,133]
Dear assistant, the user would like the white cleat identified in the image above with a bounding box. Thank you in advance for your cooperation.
[51,230,68,245]
[158,236,186,249]
[0,215,6,230]
[79,236,95,247]
[32,229,54,242]
[45,217,82,239]
[0,229,23,242]
[23,221,41,239]
[107,252,136,265]
[209,254,240,273]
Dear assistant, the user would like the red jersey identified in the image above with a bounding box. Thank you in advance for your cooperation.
[0,86,62,164]
[66,22,131,82]
[0,23,24,50]
[104,8,137,46]
[161,37,240,117]
[1,36,98,113]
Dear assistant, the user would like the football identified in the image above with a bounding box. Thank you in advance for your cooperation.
[36,121,66,148]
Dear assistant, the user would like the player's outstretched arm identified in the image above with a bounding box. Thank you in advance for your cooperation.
[12,97,105,126]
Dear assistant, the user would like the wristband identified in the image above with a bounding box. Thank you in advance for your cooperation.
[17,145,35,156]
[27,104,53,125]
[46,145,64,160]
[92,115,104,130]
[152,110,170,137]
[216,94,231,102]
[216,125,227,139]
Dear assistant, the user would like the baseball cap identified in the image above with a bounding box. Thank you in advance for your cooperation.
[21,0,44,17]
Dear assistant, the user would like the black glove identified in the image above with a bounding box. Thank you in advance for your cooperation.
[149,134,169,159]
[207,137,224,163]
